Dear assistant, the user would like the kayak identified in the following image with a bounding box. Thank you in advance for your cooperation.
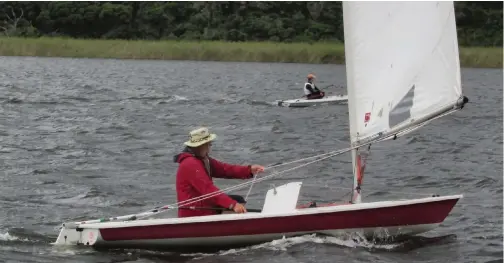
[276,94,348,107]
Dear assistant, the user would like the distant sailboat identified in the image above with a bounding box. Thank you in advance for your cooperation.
[53,1,468,251]
[276,94,348,107]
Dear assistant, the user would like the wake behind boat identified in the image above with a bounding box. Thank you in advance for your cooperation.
[53,1,468,252]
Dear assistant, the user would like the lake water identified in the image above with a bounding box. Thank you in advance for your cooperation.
[0,56,502,263]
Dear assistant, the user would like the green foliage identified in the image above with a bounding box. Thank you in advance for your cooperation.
[0,37,501,68]
[0,1,501,46]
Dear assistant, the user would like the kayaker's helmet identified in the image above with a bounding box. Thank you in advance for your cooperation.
[307,74,316,80]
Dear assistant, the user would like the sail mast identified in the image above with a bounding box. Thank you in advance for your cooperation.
[350,149,361,203]
[342,1,364,203]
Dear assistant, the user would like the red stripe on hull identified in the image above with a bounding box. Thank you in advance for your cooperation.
[100,198,459,241]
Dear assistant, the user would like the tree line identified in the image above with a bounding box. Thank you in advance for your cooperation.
[0,1,502,46]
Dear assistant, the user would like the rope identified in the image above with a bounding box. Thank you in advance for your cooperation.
[262,149,345,171]
[69,105,465,225]
[202,105,462,207]
[210,142,347,173]
[134,135,395,221]
[135,149,348,220]
[73,136,392,225]
[160,149,348,210]
[244,173,258,201]
[69,147,353,225]
[174,149,348,206]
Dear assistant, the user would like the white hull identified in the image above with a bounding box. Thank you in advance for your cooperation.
[276,95,348,107]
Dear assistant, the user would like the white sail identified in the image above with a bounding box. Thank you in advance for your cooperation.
[343,1,467,147]
[342,1,468,203]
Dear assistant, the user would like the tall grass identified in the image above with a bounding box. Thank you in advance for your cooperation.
[0,37,501,68]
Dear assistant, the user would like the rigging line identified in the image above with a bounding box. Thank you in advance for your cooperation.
[366,190,435,197]
[135,106,464,221]
[244,173,258,201]
[135,149,347,220]
[181,133,397,208]
[137,129,400,219]
[135,137,395,221]
[335,189,353,201]
[197,144,343,173]
[169,141,370,208]
[122,151,347,223]
[74,102,467,225]
[74,137,389,225]
[165,149,349,209]
[263,149,345,170]
[171,151,338,208]
[395,107,460,138]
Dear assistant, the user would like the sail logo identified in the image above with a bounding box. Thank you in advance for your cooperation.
[364,112,371,125]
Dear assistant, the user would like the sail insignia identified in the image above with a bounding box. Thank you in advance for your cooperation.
[389,84,415,128]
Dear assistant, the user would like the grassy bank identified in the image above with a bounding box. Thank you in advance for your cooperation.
[0,37,501,68]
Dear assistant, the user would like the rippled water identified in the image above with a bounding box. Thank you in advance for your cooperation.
[0,56,502,263]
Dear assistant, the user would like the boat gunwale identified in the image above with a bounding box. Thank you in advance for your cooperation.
[280,94,348,103]
[76,194,462,229]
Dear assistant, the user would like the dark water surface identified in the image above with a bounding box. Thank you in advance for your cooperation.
[0,56,502,263]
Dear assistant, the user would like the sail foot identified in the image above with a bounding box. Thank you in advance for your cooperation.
[353,94,469,147]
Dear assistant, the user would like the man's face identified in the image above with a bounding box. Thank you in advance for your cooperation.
[200,142,212,156]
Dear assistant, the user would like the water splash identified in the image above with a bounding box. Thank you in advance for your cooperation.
[172,95,189,101]
[182,233,405,260]
[0,231,29,242]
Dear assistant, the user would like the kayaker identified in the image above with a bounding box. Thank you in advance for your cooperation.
[173,127,265,218]
[304,73,325,99]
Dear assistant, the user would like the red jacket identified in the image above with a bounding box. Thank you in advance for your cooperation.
[174,151,253,218]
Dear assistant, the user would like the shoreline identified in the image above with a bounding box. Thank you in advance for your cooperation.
[0,37,501,69]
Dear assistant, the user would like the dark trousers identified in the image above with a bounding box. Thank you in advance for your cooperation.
[229,195,246,204]
[215,194,246,214]
[307,91,325,100]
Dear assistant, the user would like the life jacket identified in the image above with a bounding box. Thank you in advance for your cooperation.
[304,82,316,95]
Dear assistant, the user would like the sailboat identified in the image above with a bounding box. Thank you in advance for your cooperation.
[275,94,348,107]
[53,1,468,251]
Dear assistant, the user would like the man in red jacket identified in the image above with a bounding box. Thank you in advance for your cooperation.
[174,127,265,218]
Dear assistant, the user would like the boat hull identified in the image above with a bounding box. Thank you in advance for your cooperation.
[91,224,440,252]
[276,95,348,107]
[56,195,461,251]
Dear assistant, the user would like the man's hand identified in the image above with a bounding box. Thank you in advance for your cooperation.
[233,203,247,213]
[250,164,265,174]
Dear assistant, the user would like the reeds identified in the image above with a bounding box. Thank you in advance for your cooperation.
[0,37,501,68]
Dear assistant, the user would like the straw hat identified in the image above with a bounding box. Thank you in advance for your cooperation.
[184,127,217,147]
